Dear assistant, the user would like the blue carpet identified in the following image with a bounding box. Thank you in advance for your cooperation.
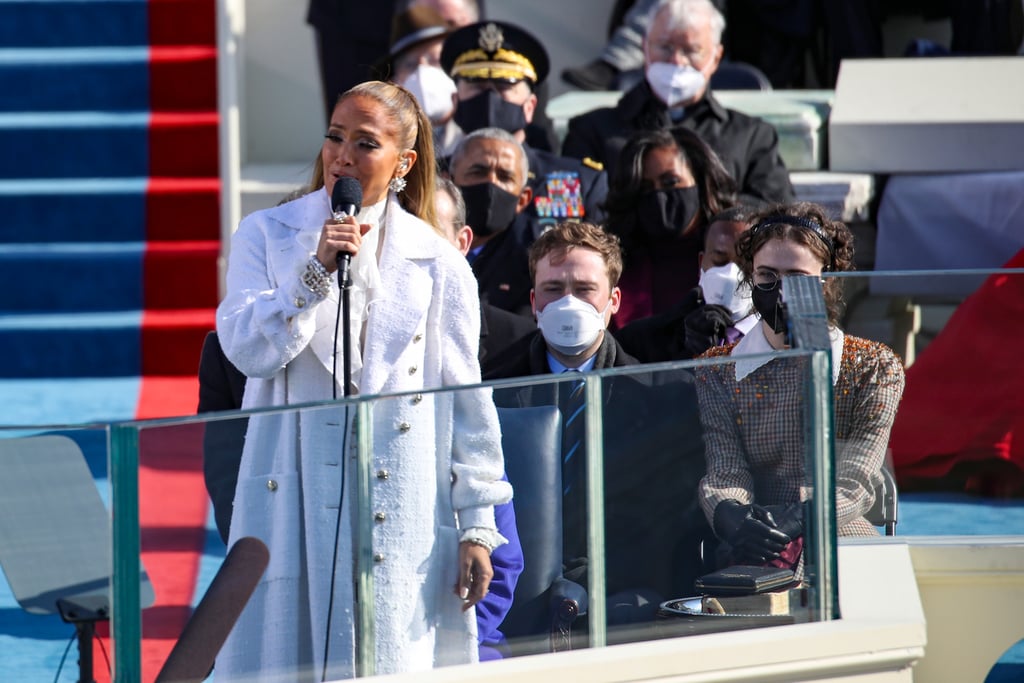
[0,0,220,382]
[0,314,143,378]
[0,178,149,244]
[0,243,145,312]
[0,112,149,179]
[899,492,1024,536]
[0,378,140,425]
[0,0,216,673]
[0,47,150,111]
[0,0,148,49]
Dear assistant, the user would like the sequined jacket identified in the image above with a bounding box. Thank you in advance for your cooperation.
[696,334,905,537]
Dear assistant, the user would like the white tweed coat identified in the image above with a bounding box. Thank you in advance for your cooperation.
[214,189,511,681]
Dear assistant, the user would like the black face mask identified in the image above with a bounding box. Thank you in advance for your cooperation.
[453,90,527,134]
[751,279,788,334]
[458,182,520,237]
[635,186,701,239]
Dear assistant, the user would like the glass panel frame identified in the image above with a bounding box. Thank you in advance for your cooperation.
[18,267,1024,678]
[95,346,836,679]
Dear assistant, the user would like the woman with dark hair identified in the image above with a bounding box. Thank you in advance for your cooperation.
[602,126,737,327]
[695,202,905,578]
[216,80,511,679]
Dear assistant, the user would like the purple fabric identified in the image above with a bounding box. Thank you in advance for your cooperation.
[476,479,524,658]
[725,325,744,345]
[613,233,703,328]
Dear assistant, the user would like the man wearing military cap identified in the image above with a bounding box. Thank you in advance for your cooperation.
[441,20,609,241]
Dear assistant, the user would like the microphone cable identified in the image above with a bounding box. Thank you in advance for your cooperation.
[322,196,383,678]
[323,263,350,681]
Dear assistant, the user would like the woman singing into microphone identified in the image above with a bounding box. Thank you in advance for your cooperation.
[215,80,511,680]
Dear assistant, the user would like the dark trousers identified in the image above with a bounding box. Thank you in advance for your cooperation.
[822,0,1023,85]
[308,0,396,125]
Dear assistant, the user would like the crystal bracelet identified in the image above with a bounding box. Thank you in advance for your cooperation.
[301,256,332,299]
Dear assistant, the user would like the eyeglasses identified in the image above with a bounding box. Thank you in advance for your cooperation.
[649,42,709,68]
[752,271,782,292]
[753,271,825,291]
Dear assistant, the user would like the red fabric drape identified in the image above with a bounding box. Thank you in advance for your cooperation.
[889,248,1024,496]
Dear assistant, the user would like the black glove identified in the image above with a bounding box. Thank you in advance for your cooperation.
[683,304,734,358]
[712,500,792,564]
[763,502,804,540]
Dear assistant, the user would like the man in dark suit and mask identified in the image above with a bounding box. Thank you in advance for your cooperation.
[484,221,711,623]
[562,0,793,204]
[447,127,535,317]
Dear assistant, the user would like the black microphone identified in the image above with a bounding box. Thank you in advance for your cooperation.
[331,176,363,287]
[155,537,269,683]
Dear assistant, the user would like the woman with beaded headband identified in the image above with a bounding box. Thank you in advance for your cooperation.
[693,201,905,579]
[215,80,511,679]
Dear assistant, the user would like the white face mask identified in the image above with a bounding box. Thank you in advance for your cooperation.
[402,64,457,125]
[645,62,706,108]
[536,294,609,356]
[699,262,753,321]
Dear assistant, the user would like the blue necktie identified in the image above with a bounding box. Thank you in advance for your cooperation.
[561,371,586,496]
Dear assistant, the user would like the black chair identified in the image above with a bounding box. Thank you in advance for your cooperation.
[709,60,773,91]
[866,465,899,536]
[495,405,587,655]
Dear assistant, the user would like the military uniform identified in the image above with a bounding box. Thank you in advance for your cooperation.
[519,145,608,240]
[442,21,610,240]
[469,219,534,318]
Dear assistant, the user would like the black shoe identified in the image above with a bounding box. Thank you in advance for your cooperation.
[561,59,618,91]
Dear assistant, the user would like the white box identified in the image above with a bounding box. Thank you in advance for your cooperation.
[829,58,1024,173]
[791,171,875,222]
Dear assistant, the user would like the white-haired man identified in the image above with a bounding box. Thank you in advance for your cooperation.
[562,0,793,204]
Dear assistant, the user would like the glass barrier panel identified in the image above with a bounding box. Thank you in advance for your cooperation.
[827,268,1024,509]
[11,355,842,682]
[578,352,832,648]
[127,397,369,682]
[9,268,1023,681]
[0,345,840,682]
[0,424,119,683]
[98,332,853,679]
[105,349,842,680]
